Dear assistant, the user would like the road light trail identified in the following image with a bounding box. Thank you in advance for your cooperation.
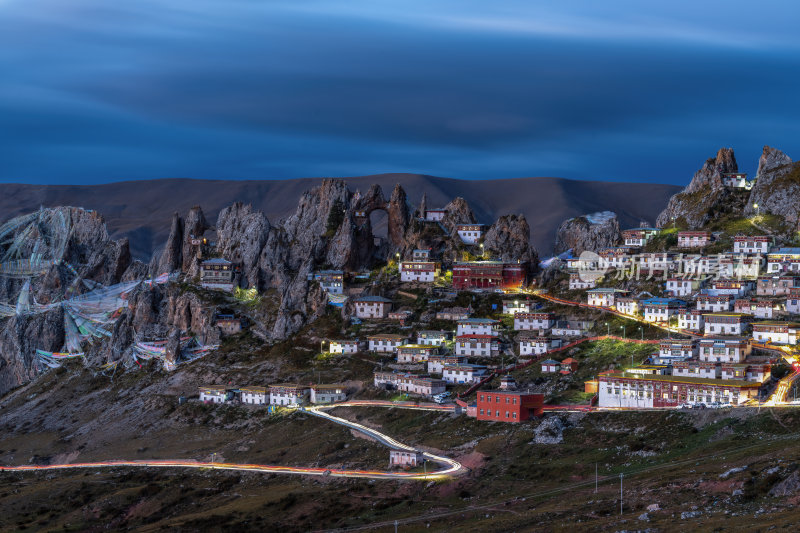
[0,402,466,481]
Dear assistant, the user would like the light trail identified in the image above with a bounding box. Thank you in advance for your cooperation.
[0,402,466,481]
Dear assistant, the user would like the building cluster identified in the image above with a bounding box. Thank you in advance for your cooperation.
[198,383,348,406]
[556,223,800,409]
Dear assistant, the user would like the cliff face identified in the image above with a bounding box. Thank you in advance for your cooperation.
[656,148,743,228]
[745,146,799,223]
[483,214,538,264]
[0,207,146,396]
[553,212,621,255]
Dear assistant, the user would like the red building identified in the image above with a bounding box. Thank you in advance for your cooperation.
[452,261,528,290]
[476,390,544,423]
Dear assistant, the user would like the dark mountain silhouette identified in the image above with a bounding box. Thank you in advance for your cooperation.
[0,175,680,258]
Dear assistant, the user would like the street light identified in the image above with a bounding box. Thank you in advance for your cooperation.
[753,203,760,216]
[605,322,609,336]
[620,325,626,339]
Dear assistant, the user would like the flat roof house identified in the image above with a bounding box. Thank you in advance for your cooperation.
[353,296,392,319]
[269,384,309,407]
[642,298,686,323]
[399,261,440,283]
[368,334,408,353]
[396,344,439,363]
[698,336,751,363]
[586,288,628,308]
[703,313,749,336]
[513,312,554,331]
[476,390,544,423]
[240,386,268,405]
[457,318,499,337]
[200,258,235,292]
[310,384,348,404]
[677,231,711,248]
[734,235,772,254]
[751,321,800,345]
[199,385,229,404]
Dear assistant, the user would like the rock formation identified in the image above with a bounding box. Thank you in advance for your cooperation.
[656,148,744,228]
[554,211,621,255]
[483,214,538,264]
[745,146,799,223]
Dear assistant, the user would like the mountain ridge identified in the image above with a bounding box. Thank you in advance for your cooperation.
[0,174,681,258]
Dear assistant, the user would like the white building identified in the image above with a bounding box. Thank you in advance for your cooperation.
[698,337,752,363]
[353,296,392,319]
[310,384,348,404]
[416,330,450,346]
[751,322,800,345]
[396,344,439,363]
[240,386,267,405]
[368,334,408,353]
[399,261,440,283]
[328,339,360,354]
[641,298,685,323]
[269,384,309,406]
[200,258,235,291]
[733,299,778,319]
[703,313,748,336]
[513,312,554,331]
[672,360,720,380]
[615,297,639,316]
[454,335,500,357]
[540,359,561,373]
[696,294,733,312]
[708,279,752,298]
[427,355,467,375]
[502,300,533,315]
[551,320,592,337]
[677,231,711,248]
[586,288,627,307]
[767,248,800,273]
[569,273,596,290]
[442,364,487,384]
[519,337,562,357]
[199,385,228,404]
[424,209,447,222]
[665,278,700,297]
[677,309,705,331]
[390,450,424,467]
[309,270,344,294]
[457,318,499,337]
[657,339,697,361]
[734,235,772,254]
[412,248,432,261]
[455,224,485,244]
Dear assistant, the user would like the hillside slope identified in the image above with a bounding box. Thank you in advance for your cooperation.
[0,175,679,258]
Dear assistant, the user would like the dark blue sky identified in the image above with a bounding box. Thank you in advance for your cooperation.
[1,0,799,185]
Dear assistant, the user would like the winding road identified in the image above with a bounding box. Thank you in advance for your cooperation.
[0,401,467,481]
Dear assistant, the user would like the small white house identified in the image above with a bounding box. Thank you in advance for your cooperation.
[269,384,309,406]
[586,288,627,307]
[412,248,432,261]
[641,298,685,323]
[540,359,561,373]
[457,318,499,337]
[734,235,772,254]
[390,450,424,467]
[672,360,720,380]
[240,386,267,405]
[615,297,639,316]
[751,322,800,345]
[569,273,596,290]
[703,313,748,336]
[310,384,348,404]
[520,337,562,357]
[368,334,408,353]
[353,296,392,319]
[503,300,533,315]
[677,309,705,331]
[396,344,439,363]
[677,231,711,248]
[767,248,800,273]
[328,339,360,354]
[551,320,592,337]
[698,337,751,363]
[199,385,228,404]
[442,364,487,384]
[399,261,440,282]
[424,209,447,222]
[454,335,500,357]
[665,278,700,297]
[455,224,485,244]
[696,294,733,312]
[427,355,467,375]
[513,312,555,331]
[416,330,450,346]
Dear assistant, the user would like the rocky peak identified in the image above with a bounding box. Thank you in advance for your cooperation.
[156,212,183,275]
[554,211,621,255]
[746,146,799,221]
[387,184,410,250]
[216,203,271,287]
[483,214,538,264]
[440,197,476,234]
[656,147,743,228]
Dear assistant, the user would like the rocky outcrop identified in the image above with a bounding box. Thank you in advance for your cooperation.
[156,212,183,274]
[181,206,210,274]
[483,214,538,264]
[554,211,621,255]
[387,184,411,249]
[656,148,744,228]
[216,203,271,287]
[745,146,799,223]
[440,197,476,234]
